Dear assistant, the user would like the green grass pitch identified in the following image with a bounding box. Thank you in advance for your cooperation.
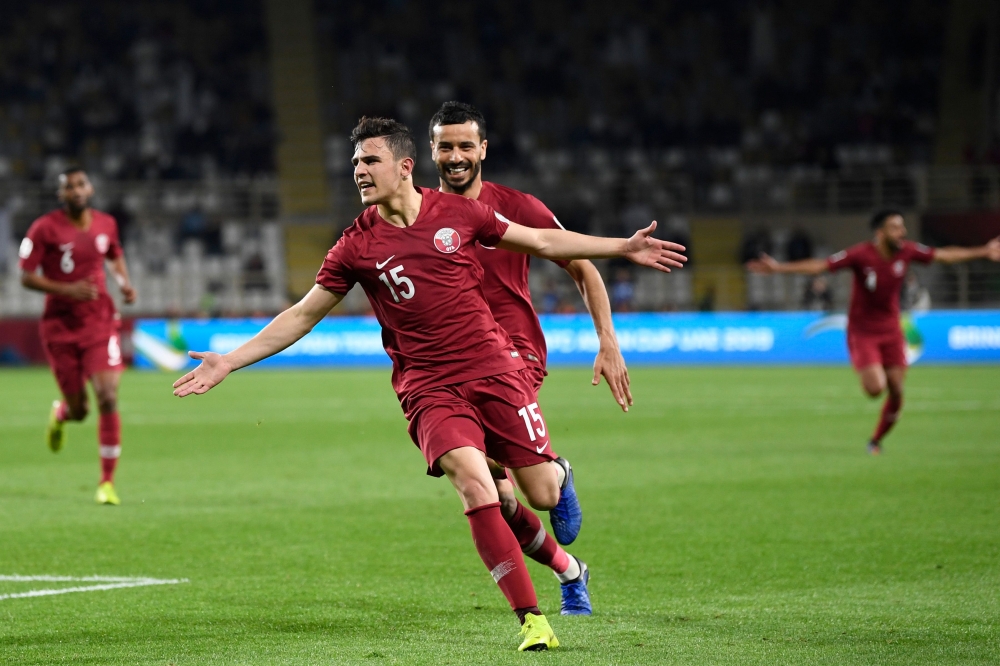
[1,364,998,665]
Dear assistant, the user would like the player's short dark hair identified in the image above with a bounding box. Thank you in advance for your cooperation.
[59,167,86,180]
[350,116,416,161]
[870,209,904,230]
[428,101,487,141]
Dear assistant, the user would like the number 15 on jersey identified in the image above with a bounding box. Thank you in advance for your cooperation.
[378,265,415,303]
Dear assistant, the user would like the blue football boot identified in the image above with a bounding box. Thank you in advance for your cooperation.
[560,557,592,616]
[550,457,582,545]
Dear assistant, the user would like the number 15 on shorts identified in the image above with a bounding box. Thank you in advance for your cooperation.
[517,402,546,442]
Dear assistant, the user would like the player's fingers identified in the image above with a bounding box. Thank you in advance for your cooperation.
[188,351,206,360]
[172,372,194,389]
[592,365,601,386]
[604,370,626,410]
[613,371,631,411]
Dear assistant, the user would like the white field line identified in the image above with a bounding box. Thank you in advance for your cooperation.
[0,575,188,601]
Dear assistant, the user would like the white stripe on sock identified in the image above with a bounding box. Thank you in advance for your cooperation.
[523,526,547,556]
[555,555,582,584]
[99,445,121,459]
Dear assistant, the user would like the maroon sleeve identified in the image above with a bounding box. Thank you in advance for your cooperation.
[515,194,570,268]
[905,241,936,264]
[826,246,857,272]
[315,232,357,295]
[470,200,511,248]
[106,217,123,260]
[17,219,47,273]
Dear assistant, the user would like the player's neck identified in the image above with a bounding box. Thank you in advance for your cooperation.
[376,184,423,228]
[63,206,92,230]
[873,237,895,259]
[439,176,484,200]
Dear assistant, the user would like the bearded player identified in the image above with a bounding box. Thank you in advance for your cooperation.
[748,210,1000,454]
[429,101,627,615]
[19,168,136,505]
[174,117,686,651]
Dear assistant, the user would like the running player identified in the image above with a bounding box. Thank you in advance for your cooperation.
[747,210,1000,454]
[19,168,136,505]
[429,101,626,615]
[173,117,686,651]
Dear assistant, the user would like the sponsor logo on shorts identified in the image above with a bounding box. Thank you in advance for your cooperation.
[433,227,460,253]
[535,441,549,454]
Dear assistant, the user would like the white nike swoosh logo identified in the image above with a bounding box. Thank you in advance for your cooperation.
[535,441,549,454]
[376,256,395,270]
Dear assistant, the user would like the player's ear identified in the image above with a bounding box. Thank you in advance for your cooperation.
[399,156,415,180]
[480,139,487,160]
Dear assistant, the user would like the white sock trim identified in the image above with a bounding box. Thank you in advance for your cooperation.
[555,555,582,584]
[99,445,121,459]
[523,526,547,556]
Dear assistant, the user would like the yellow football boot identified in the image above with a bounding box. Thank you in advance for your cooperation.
[95,481,121,506]
[47,400,66,453]
[517,613,560,652]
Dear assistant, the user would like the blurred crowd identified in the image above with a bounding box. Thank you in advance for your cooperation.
[0,1,273,182]
[319,0,945,186]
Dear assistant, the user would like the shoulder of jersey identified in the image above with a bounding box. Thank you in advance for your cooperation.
[482,180,536,207]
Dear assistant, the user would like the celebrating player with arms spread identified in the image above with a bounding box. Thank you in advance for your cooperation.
[428,102,627,615]
[748,210,1000,454]
[173,117,686,651]
[19,168,136,505]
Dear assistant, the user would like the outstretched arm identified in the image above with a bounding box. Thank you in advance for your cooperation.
[563,259,631,411]
[173,285,343,397]
[746,254,828,275]
[933,237,1000,264]
[497,220,686,273]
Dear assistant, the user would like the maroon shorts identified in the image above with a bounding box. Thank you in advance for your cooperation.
[402,370,558,477]
[522,362,547,393]
[43,333,124,395]
[847,328,907,371]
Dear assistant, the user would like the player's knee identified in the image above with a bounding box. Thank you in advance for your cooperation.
[67,403,88,421]
[862,379,885,398]
[521,484,560,512]
[96,393,117,414]
[455,475,497,509]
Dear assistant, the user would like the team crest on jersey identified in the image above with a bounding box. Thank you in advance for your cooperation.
[893,260,904,276]
[95,234,110,254]
[434,228,461,253]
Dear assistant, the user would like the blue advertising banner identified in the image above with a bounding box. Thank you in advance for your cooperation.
[133,311,1000,371]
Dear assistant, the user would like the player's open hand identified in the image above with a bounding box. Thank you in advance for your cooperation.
[624,221,687,273]
[172,351,232,397]
[985,236,1000,262]
[746,253,779,274]
[121,283,137,304]
[63,279,99,301]
[593,343,632,412]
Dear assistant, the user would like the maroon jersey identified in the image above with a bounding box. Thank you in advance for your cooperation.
[18,209,122,345]
[827,240,935,335]
[316,187,525,401]
[474,181,568,368]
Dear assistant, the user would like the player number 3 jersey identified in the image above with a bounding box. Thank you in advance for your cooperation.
[316,187,525,400]
[18,209,122,345]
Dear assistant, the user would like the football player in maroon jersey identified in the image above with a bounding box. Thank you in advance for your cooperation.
[173,117,686,651]
[748,210,1000,454]
[428,102,626,615]
[19,168,136,505]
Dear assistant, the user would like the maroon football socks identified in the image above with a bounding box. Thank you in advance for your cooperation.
[464,501,541,623]
[98,411,121,484]
[505,499,570,575]
[871,393,902,444]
